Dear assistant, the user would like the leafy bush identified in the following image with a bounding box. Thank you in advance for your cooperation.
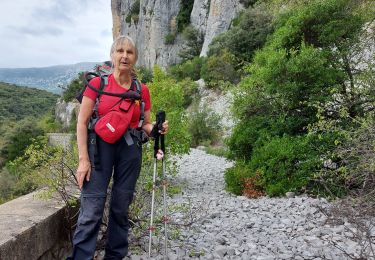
[201,49,239,88]
[136,66,153,83]
[226,0,374,197]
[126,0,140,24]
[188,102,222,147]
[148,66,191,154]
[168,56,204,81]
[205,145,228,158]
[207,4,273,68]
[239,0,259,8]
[130,0,140,15]
[224,160,250,195]
[179,25,204,61]
[1,117,44,162]
[180,78,199,108]
[248,135,320,196]
[3,136,52,201]
[176,0,194,33]
[61,73,84,102]
[165,33,176,45]
[315,114,375,197]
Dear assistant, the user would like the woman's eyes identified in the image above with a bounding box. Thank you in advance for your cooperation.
[116,48,133,54]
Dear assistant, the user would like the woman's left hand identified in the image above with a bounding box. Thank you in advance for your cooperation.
[159,120,169,135]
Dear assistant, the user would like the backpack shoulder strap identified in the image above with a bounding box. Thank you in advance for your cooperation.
[92,74,109,120]
[97,74,108,99]
[132,79,145,130]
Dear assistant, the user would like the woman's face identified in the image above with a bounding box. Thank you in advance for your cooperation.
[112,40,137,73]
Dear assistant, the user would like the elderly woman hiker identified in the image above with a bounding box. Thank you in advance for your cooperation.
[67,35,168,260]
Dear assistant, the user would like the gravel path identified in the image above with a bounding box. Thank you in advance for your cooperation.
[122,149,366,260]
[147,149,364,260]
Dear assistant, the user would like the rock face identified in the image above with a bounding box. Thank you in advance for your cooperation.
[113,0,243,68]
[196,79,235,137]
[192,0,243,56]
[55,100,79,129]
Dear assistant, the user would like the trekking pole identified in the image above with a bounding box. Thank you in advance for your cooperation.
[148,154,157,258]
[148,111,166,258]
[161,133,168,258]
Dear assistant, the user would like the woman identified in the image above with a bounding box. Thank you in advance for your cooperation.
[68,35,168,260]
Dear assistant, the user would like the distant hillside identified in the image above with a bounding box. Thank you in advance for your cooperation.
[0,62,98,94]
[0,82,59,122]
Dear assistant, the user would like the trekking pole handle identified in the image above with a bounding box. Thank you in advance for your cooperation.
[157,111,166,154]
[153,111,166,158]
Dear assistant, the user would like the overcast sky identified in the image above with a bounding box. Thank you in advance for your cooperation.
[0,0,113,68]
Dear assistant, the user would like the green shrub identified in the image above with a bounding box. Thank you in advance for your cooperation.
[207,4,273,68]
[136,66,153,83]
[1,117,44,162]
[148,66,191,155]
[126,14,132,24]
[165,33,176,44]
[180,78,199,108]
[179,25,204,61]
[201,49,239,88]
[205,145,228,158]
[239,0,259,8]
[226,116,270,160]
[130,0,140,15]
[168,56,204,81]
[248,135,320,196]
[61,73,84,102]
[188,102,222,147]
[224,160,250,195]
[176,0,194,32]
[126,0,140,24]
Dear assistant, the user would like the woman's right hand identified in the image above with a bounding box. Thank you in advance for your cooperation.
[76,158,91,189]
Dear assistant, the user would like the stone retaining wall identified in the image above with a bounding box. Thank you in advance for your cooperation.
[0,190,73,260]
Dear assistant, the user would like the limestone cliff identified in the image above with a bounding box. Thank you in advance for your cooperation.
[112,0,243,68]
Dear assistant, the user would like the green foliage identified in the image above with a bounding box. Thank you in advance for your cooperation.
[204,145,228,158]
[201,49,239,88]
[248,135,320,196]
[126,0,140,24]
[2,136,78,205]
[4,136,51,199]
[126,14,132,24]
[165,33,176,45]
[61,72,84,102]
[179,25,204,61]
[226,0,375,197]
[224,160,249,195]
[313,114,375,198]
[1,117,44,163]
[0,82,58,121]
[180,78,199,108]
[131,0,140,15]
[176,0,194,33]
[148,66,191,154]
[208,4,274,68]
[188,102,222,147]
[136,66,153,83]
[168,56,204,81]
[227,116,270,160]
[0,167,16,204]
[239,0,259,8]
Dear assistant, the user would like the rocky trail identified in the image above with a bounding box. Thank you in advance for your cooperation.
[111,149,366,260]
